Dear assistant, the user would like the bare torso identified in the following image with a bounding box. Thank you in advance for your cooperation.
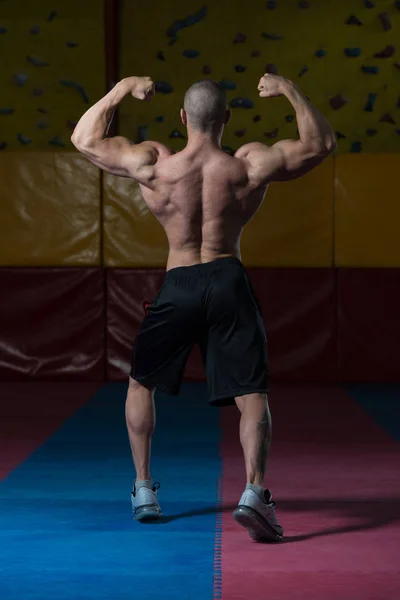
[139,143,268,271]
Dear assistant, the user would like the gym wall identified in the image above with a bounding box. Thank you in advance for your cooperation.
[0,0,399,383]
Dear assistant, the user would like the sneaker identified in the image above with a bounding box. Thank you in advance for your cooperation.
[131,480,163,522]
[232,485,284,542]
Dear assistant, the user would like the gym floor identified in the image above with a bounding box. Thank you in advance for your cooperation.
[1,381,399,600]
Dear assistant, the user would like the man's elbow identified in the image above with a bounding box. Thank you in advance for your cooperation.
[320,133,337,156]
[71,131,88,151]
[71,131,84,151]
[309,137,336,161]
[71,133,99,156]
[324,135,337,155]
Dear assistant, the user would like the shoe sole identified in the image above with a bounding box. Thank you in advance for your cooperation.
[232,506,283,542]
[134,506,163,522]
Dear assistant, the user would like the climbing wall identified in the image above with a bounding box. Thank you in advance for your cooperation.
[0,0,104,150]
[119,0,400,153]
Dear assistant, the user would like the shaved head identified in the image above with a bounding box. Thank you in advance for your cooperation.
[183,79,228,131]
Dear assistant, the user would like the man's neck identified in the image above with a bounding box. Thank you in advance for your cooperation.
[185,128,223,151]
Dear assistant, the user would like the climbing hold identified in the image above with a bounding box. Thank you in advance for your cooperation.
[251,50,261,57]
[18,134,32,145]
[0,108,15,115]
[361,65,379,74]
[29,26,40,34]
[14,73,28,86]
[253,115,262,122]
[66,41,79,48]
[33,89,44,96]
[298,66,308,77]
[222,146,235,155]
[37,120,49,130]
[366,128,377,136]
[219,80,237,91]
[234,129,246,137]
[315,49,327,58]
[346,16,362,25]
[0,142,8,150]
[169,129,186,139]
[49,136,65,147]
[0,27,7,34]
[233,33,246,44]
[155,116,164,123]
[374,45,395,58]
[157,50,166,61]
[202,65,212,75]
[235,65,247,73]
[335,131,346,139]
[182,50,200,58]
[155,81,173,94]
[27,56,49,67]
[379,13,392,31]
[364,93,377,112]
[380,113,396,124]
[330,94,348,110]
[262,32,284,40]
[48,11,57,22]
[230,97,254,109]
[364,0,375,7]
[265,63,278,74]
[264,129,278,138]
[344,48,361,57]
[167,5,207,37]
[351,142,362,152]
[60,80,89,103]
[266,1,277,9]
[37,107,48,114]
[135,126,148,143]
[285,115,294,122]
[298,1,310,7]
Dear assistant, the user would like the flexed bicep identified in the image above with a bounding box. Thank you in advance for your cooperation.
[71,76,162,185]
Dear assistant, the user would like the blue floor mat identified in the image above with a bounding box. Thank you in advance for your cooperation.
[345,383,400,441]
[0,382,222,600]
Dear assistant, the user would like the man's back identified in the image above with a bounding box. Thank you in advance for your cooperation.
[140,144,268,270]
[72,73,336,271]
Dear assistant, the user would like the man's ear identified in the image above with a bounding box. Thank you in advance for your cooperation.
[180,108,187,125]
[224,109,231,125]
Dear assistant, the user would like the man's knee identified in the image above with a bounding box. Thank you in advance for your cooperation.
[235,392,268,413]
[128,377,154,395]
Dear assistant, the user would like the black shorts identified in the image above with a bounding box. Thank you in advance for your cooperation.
[130,257,268,407]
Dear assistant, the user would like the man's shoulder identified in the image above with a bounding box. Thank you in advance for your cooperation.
[234,142,270,160]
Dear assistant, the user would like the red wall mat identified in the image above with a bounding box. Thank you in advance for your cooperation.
[0,268,105,380]
[219,385,400,600]
[107,268,165,380]
[107,268,337,381]
[248,268,337,381]
[0,382,100,480]
[338,268,400,381]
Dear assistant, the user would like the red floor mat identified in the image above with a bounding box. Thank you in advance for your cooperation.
[220,385,400,600]
[0,382,100,480]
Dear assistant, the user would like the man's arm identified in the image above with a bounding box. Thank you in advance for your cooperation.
[71,76,162,186]
[235,74,336,186]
